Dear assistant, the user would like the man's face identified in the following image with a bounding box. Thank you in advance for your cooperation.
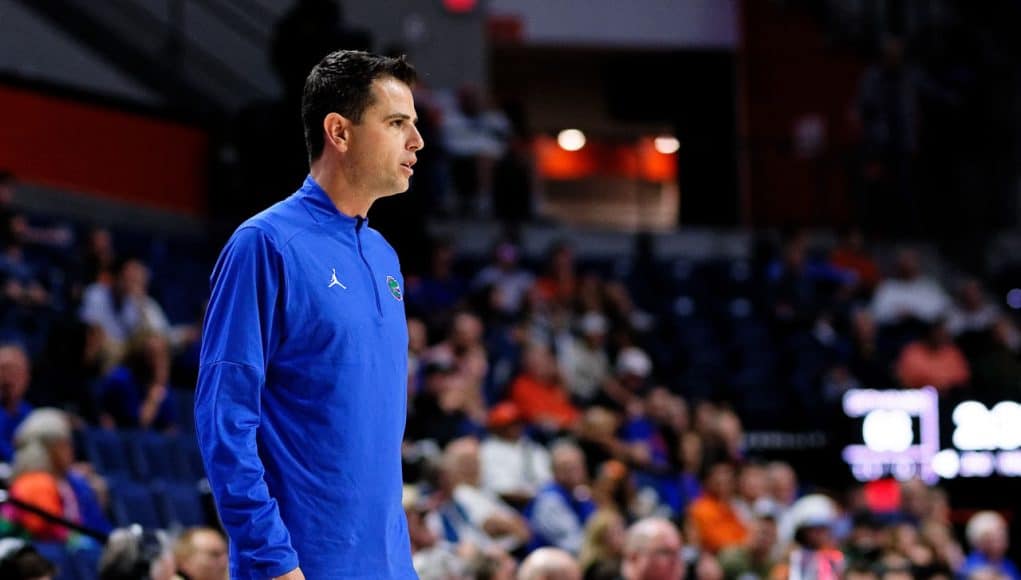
[627,527,684,580]
[180,530,228,580]
[553,448,587,489]
[344,77,423,200]
[0,346,30,404]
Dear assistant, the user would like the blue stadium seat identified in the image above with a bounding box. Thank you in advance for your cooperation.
[82,428,132,479]
[125,430,192,482]
[173,387,196,433]
[33,542,75,580]
[153,480,207,528]
[107,476,164,529]
[67,546,102,580]
[173,434,207,482]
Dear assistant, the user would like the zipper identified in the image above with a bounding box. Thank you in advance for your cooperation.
[355,216,383,317]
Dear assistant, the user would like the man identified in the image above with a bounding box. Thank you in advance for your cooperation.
[527,441,596,554]
[517,547,580,580]
[430,437,532,552]
[686,460,748,554]
[480,401,552,507]
[195,50,424,579]
[961,511,1021,580]
[0,343,33,462]
[620,517,685,580]
[172,527,228,580]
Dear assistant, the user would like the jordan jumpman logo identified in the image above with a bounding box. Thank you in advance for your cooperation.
[328,268,347,289]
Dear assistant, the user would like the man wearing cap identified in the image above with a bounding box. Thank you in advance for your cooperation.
[480,401,552,508]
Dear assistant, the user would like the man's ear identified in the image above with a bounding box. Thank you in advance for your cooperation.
[323,112,351,153]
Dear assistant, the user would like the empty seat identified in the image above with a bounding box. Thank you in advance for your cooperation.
[107,476,164,529]
[82,429,132,479]
[125,431,191,482]
[153,480,207,529]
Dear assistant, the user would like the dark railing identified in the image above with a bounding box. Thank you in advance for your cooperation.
[11,0,276,113]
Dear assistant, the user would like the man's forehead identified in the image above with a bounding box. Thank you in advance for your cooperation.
[367,77,416,114]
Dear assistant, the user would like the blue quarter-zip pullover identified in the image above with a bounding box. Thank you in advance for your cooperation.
[195,175,416,579]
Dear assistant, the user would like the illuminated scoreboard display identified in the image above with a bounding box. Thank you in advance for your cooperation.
[841,388,1021,483]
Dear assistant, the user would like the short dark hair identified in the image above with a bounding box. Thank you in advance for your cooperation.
[301,50,417,162]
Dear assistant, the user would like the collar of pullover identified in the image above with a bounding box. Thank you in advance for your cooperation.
[298,174,369,228]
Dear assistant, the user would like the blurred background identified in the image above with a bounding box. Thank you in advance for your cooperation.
[1,0,1021,578]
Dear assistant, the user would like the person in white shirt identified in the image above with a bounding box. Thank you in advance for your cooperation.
[558,312,612,406]
[871,249,950,326]
[79,258,197,352]
[430,437,532,552]
[480,402,552,507]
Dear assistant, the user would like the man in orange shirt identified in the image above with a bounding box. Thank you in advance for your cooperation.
[508,342,579,432]
[895,319,970,392]
[687,460,748,554]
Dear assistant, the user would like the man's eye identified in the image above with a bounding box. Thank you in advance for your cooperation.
[392,120,403,127]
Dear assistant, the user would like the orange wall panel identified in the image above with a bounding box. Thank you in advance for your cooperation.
[0,85,208,216]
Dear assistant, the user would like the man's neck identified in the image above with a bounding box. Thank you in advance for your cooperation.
[310,161,373,218]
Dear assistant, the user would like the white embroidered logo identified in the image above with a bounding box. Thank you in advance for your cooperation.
[328,269,347,289]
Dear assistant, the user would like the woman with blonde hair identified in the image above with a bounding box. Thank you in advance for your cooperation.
[6,408,111,541]
[578,508,626,580]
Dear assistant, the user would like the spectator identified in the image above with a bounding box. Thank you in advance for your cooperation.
[686,460,748,554]
[0,343,33,462]
[599,346,652,412]
[406,358,479,448]
[528,441,597,554]
[732,462,774,526]
[517,547,581,580]
[830,227,881,293]
[0,539,57,580]
[407,238,469,327]
[870,249,951,326]
[480,401,553,507]
[972,318,1021,400]
[961,512,1021,580]
[768,232,854,330]
[948,278,1001,337]
[846,308,893,388]
[404,485,467,580]
[171,527,228,580]
[425,311,489,423]
[855,36,928,235]
[578,509,626,580]
[465,545,517,580]
[492,133,537,225]
[80,258,197,355]
[558,312,612,407]
[472,241,535,317]
[535,241,577,309]
[442,84,511,217]
[407,317,428,396]
[430,437,532,552]
[7,408,111,541]
[767,461,799,540]
[96,331,177,431]
[894,319,970,391]
[775,494,844,577]
[99,527,175,580]
[508,342,580,434]
[717,510,780,579]
[620,517,685,580]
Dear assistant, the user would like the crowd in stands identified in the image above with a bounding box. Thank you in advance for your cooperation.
[2,158,1021,579]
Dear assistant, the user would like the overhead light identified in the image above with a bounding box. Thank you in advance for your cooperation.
[654,135,680,154]
[557,129,586,151]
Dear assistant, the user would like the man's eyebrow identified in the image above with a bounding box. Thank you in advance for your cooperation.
[384,113,418,123]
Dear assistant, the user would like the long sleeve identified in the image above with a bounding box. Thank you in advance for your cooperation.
[194,226,298,578]
[531,491,585,554]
